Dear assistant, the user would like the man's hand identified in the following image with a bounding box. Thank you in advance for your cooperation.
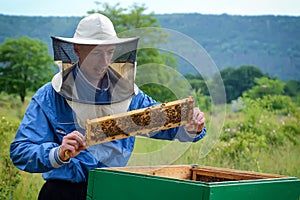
[184,107,205,133]
[58,131,86,161]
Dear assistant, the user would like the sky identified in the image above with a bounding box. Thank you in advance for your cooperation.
[0,0,299,17]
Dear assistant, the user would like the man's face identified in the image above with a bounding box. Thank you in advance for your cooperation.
[75,44,115,84]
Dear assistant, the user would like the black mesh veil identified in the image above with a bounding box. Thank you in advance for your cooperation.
[51,36,139,105]
[52,37,138,65]
[52,37,79,64]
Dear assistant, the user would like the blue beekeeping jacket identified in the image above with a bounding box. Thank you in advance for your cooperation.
[10,82,206,183]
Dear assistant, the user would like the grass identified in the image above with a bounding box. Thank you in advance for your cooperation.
[0,93,44,199]
[130,134,300,178]
[0,93,31,121]
[130,105,300,179]
[14,172,44,199]
[256,141,300,177]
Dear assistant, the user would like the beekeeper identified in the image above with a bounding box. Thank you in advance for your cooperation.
[10,13,206,200]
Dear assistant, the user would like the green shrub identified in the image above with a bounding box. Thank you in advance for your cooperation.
[0,116,21,200]
[205,94,300,172]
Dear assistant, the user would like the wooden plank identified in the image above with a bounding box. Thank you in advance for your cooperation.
[86,96,194,146]
[196,166,287,178]
[191,166,287,181]
[104,165,193,180]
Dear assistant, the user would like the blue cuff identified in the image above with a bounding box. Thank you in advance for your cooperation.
[187,126,206,142]
[167,126,206,142]
[49,146,70,168]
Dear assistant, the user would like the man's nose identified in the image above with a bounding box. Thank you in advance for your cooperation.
[99,52,111,65]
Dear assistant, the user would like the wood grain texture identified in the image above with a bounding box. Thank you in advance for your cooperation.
[86,96,194,146]
[104,165,287,182]
[190,166,287,182]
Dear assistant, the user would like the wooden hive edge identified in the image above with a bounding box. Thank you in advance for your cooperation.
[103,165,193,180]
[191,166,288,181]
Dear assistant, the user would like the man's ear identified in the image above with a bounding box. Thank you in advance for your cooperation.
[73,44,80,56]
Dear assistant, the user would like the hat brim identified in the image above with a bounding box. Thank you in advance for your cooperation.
[52,36,139,45]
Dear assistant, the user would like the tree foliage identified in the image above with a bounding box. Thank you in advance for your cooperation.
[185,65,300,106]
[0,37,54,103]
[284,80,300,97]
[184,74,208,95]
[220,66,265,103]
[184,65,267,104]
[244,77,285,99]
[89,3,159,33]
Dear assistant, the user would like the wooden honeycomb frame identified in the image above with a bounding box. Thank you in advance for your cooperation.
[86,96,194,146]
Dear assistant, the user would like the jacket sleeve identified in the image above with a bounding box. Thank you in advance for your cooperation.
[10,98,61,173]
[129,89,206,142]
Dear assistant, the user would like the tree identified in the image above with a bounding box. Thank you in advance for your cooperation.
[184,74,209,95]
[284,80,300,97]
[243,77,285,99]
[0,37,54,103]
[219,66,265,103]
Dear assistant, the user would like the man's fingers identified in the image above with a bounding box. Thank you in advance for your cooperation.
[64,131,86,147]
[184,107,205,132]
[59,131,87,161]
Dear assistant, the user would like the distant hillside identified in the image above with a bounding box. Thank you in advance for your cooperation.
[0,14,299,80]
[157,14,300,80]
[0,15,80,48]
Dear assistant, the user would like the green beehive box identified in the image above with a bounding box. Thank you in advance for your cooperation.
[87,165,300,200]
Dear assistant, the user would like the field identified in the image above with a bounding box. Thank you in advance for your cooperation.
[0,93,299,199]
[130,111,300,177]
